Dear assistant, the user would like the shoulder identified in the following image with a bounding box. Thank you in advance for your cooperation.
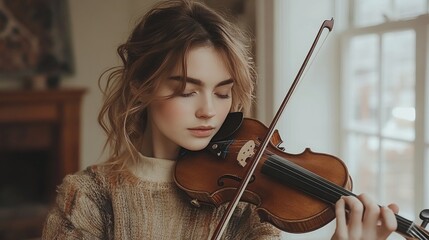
[44,165,116,238]
[55,165,113,215]
[59,165,109,193]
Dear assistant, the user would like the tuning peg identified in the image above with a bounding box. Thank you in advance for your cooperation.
[420,209,429,228]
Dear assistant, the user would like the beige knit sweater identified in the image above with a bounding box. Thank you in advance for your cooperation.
[42,154,281,239]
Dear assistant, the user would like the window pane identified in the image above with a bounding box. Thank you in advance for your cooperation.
[346,133,379,197]
[354,0,390,27]
[354,0,428,27]
[381,30,415,141]
[382,139,414,218]
[347,35,379,133]
[394,0,427,19]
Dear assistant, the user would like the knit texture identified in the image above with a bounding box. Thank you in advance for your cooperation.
[42,155,281,240]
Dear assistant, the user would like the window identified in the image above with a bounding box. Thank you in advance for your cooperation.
[341,0,429,224]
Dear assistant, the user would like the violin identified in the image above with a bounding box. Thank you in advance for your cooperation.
[174,18,429,239]
[175,113,353,233]
[175,113,429,239]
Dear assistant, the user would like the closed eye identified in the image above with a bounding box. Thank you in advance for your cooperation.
[215,84,233,99]
[216,93,231,99]
[180,92,197,97]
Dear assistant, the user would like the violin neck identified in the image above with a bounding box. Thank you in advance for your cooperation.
[261,154,429,239]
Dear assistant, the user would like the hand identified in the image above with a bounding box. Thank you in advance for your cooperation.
[331,194,399,240]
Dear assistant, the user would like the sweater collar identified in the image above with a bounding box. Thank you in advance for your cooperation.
[129,153,176,183]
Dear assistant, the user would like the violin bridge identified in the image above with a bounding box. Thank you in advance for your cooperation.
[237,140,255,167]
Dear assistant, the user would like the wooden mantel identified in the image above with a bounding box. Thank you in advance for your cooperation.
[0,88,86,186]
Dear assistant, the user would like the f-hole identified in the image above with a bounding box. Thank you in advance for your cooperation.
[217,174,255,186]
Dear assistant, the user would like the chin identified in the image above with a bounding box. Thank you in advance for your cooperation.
[181,139,211,151]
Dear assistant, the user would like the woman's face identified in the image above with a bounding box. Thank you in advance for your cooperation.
[148,46,233,157]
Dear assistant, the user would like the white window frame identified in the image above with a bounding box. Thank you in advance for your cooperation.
[340,13,429,217]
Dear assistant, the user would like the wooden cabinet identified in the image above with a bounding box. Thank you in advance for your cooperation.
[0,88,85,239]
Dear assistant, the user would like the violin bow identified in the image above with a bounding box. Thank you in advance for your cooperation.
[210,18,335,240]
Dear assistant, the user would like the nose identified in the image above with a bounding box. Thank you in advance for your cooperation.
[196,95,216,119]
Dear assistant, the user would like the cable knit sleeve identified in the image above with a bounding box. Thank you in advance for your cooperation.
[42,167,113,240]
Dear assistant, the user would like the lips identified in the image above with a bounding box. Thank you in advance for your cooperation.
[188,126,215,137]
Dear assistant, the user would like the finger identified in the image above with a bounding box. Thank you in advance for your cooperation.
[387,203,399,214]
[377,206,397,239]
[343,196,364,226]
[334,197,348,239]
[342,195,364,237]
[358,194,380,230]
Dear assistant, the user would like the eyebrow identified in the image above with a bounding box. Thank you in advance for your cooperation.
[169,76,234,87]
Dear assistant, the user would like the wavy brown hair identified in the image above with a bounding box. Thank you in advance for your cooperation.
[98,0,256,169]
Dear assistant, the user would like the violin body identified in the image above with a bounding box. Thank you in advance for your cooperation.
[174,118,352,233]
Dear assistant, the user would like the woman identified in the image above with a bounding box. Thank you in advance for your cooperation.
[42,1,398,239]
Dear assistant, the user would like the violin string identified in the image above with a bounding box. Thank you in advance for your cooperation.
[414,229,426,239]
[219,141,415,233]
[410,224,429,239]
[265,154,353,201]
[402,218,429,239]
[409,226,427,240]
